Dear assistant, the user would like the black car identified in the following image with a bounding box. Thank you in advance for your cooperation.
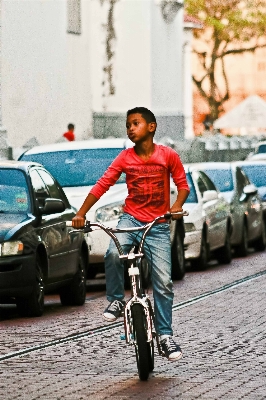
[0,161,89,317]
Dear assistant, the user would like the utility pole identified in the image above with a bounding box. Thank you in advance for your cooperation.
[0,0,9,159]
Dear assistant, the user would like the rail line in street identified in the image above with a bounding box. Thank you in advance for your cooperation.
[1,268,266,362]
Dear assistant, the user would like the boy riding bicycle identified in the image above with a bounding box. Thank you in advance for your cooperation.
[72,107,190,361]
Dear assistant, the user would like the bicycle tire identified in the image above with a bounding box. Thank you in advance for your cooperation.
[132,303,152,380]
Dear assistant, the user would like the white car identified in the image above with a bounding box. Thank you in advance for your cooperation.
[184,164,232,269]
[20,139,186,280]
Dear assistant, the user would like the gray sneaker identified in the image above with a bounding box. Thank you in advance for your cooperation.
[103,300,125,322]
[160,336,183,361]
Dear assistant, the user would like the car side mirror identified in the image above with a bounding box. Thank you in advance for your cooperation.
[243,184,257,196]
[41,198,66,214]
[202,190,218,203]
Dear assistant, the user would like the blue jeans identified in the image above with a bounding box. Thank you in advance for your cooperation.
[104,213,174,336]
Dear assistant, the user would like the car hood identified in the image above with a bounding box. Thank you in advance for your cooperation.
[219,191,234,204]
[63,183,128,213]
[0,213,29,242]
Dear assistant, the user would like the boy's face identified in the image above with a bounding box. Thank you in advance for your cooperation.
[126,113,156,143]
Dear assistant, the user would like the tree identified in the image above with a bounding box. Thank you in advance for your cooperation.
[185,0,266,122]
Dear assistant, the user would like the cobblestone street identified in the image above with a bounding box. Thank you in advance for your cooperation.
[1,251,266,399]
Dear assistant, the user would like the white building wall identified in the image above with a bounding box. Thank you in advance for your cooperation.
[2,0,92,147]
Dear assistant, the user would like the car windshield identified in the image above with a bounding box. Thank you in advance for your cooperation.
[257,144,266,154]
[240,165,266,187]
[204,169,233,192]
[0,169,30,213]
[21,148,126,187]
[185,173,198,203]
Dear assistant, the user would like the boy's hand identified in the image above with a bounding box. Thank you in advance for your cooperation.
[169,205,183,219]
[72,214,86,228]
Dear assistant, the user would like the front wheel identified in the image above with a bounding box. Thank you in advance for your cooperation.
[235,223,248,257]
[217,230,232,264]
[171,229,185,280]
[16,255,44,317]
[132,304,152,381]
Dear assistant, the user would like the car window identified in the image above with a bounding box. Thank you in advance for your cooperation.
[240,165,266,188]
[21,148,126,187]
[30,169,50,208]
[236,167,250,194]
[257,144,266,154]
[204,168,233,192]
[197,175,208,195]
[185,173,198,203]
[200,172,217,191]
[37,169,63,199]
[0,169,30,213]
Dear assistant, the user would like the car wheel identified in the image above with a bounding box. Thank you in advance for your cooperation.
[171,229,185,280]
[60,255,87,306]
[191,233,208,270]
[16,255,44,317]
[217,230,232,264]
[235,223,248,257]
[253,221,266,252]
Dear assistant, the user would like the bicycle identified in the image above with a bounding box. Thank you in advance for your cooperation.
[68,210,188,381]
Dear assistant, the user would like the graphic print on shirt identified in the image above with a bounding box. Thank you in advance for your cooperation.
[128,165,166,207]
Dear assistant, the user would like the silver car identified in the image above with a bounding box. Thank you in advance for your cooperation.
[194,162,265,257]
[184,165,232,269]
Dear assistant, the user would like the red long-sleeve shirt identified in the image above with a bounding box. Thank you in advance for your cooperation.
[90,144,189,222]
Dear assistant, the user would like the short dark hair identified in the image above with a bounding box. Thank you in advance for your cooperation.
[127,107,156,124]
[68,123,75,130]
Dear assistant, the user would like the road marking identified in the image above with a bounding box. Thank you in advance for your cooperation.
[1,269,266,362]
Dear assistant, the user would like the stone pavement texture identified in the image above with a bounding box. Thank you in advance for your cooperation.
[0,251,266,399]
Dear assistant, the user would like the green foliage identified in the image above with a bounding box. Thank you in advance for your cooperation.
[184,0,266,120]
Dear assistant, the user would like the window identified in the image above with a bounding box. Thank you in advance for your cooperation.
[67,0,81,34]
[0,169,30,213]
[30,169,49,208]
[37,169,62,200]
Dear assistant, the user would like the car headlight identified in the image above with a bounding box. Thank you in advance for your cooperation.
[95,202,124,222]
[0,241,24,257]
[184,223,196,232]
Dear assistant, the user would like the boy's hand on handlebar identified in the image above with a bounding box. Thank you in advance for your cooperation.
[72,214,85,229]
[169,205,183,219]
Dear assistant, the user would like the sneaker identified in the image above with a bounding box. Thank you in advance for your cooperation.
[103,300,125,322]
[160,336,183,362]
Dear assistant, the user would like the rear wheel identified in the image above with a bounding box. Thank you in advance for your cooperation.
[191,233,208,270]
[60,255,86,306]
[132,304,151,381]
[16,255,44,317]
[235,223,248,257]
[217,230,232,264]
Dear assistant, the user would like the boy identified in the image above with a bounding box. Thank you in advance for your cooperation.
[72,107,189,361]
[63,123,75,141]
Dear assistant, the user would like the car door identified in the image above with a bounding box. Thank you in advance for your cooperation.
[235,167,262,241]
[193,171,224,250]
[36,167,82,277]
[30,168,75,282]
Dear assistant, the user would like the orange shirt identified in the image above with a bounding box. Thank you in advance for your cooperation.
[90,144,189,223]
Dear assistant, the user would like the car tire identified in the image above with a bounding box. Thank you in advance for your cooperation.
[191,233,208,270]
[217,230,232,264]
[171,229,185,280]
[235,223,248,257]
[16,255,44,317]
[253,222,266,252]
[60,255,87,306]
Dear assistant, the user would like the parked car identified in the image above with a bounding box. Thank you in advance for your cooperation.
[246,140,266,160]
[183,165,232,269]
[0,160,89,317]
[233,160,266,220]
[20,139,186,280]
[194,162,265,257]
